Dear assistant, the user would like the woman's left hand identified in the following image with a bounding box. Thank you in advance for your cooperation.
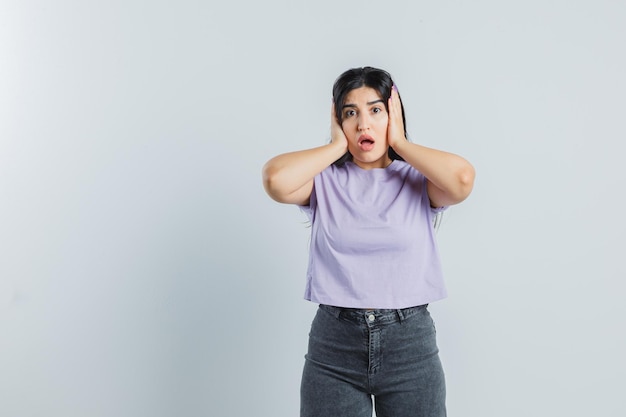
[387,85,406,149]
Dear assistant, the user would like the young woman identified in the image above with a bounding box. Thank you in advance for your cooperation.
[262,67,475,417]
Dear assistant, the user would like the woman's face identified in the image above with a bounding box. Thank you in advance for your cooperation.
[341,86,391,170]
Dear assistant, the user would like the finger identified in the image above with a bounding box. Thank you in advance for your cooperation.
[391,85,401,109]
[331,104,338,130]
[387,86,404,143]
[388,89,398,119]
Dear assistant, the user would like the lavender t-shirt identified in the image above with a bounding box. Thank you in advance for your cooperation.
[299,160,447,309]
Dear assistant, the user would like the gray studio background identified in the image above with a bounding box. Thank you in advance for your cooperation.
[1,1,624,416]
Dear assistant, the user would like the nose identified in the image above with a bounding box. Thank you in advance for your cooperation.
[357,113,370,131]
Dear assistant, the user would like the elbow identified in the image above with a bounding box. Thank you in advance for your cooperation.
[262,162,297,203]
[262,162,280,200]
[456,164,475,202]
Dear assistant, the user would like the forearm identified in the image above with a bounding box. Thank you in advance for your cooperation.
[393,140,475,206]
[262,141,346,203]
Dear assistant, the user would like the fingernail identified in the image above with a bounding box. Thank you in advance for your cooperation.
[392,84,398,92]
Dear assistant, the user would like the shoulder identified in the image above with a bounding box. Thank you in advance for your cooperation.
[389,160,426,182]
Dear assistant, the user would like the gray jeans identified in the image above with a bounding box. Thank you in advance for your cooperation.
[301,304,446,417]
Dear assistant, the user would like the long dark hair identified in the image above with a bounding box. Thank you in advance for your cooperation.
[332,66,408,166]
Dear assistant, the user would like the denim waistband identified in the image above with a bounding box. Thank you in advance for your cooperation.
[319,304,427,326]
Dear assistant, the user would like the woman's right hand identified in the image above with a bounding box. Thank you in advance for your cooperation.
[330,103,349,151]
[262,102,350,205]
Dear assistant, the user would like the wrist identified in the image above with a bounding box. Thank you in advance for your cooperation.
[389,136,408,154]
[328,139,348,156]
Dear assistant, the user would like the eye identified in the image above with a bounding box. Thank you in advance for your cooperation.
[372,107,382,114]
[344,109,356,118]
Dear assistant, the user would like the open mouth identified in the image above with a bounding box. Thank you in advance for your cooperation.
[358,135,375,151]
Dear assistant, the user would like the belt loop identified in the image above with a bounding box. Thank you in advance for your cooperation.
[396,308,406,322]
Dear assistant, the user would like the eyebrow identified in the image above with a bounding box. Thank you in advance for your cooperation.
[342,99,385,109]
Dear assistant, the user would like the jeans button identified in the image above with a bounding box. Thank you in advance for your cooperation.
[368,314,375,322]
